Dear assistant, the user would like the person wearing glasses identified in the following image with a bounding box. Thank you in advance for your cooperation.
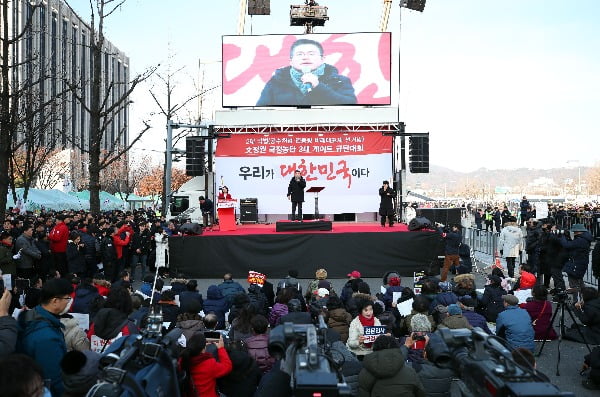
[17,278,74,397]
[256,38,357,106]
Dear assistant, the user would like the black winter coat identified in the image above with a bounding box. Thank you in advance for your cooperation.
[217,349,262,397]
[256,64,357,106]
[378,186,396,216]
[79,232,98,266]
[562,232,593,278]
[287,176,306,202]
[539,232,565,270]
[71,284,100,314]
[479,284,505,323]
[66,241,87,275]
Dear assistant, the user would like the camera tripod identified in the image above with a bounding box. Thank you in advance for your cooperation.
[537,294,592,376]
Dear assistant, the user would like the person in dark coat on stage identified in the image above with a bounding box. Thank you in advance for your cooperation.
[287,170,306,221]
[378,180,396,227]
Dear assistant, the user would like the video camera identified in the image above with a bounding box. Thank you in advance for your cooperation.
[268,316,351,397]
[549,287,570,304]
[427,328,574,397]
[86,307,183,397]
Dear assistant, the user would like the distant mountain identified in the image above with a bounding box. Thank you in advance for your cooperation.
[405,165,588,197]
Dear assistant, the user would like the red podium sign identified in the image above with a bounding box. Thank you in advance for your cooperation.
[217,199,237,231]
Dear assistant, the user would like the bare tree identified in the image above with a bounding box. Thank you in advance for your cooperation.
[0,0,44,219]
[67,0,156,213]
[101,152,153,200]
[35,149,71,190]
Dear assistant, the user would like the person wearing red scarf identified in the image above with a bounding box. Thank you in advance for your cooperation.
[347,300,381,359]
[179,333,232,397]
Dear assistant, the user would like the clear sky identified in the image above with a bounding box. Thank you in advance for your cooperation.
[69,0,600,173]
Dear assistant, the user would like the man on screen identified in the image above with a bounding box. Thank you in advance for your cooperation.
[256,38,357,106]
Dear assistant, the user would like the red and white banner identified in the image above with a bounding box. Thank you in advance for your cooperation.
[215,132,392,214]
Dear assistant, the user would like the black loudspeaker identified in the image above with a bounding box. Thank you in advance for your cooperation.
[179,222,203,235]
[248,0,270,15]
[409,136,429,173]
[416,208,461,227]
[240,198,258,223]
[186,137,205,176]
[408,216,433,231]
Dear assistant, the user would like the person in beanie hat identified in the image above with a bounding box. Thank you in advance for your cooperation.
[60,350,101,397]
[438,304,473,330]
[305,268,333,300]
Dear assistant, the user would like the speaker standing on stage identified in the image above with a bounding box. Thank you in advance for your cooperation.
[218,186,232,200]
[287,170,306,221]
[378,180,396,227]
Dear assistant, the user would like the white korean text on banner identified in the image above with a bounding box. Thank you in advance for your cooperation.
[215,132,392,214]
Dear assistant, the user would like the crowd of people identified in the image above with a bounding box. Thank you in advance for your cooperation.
[0,206,598,396]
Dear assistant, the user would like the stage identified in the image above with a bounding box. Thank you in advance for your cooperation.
[168,221,444,279]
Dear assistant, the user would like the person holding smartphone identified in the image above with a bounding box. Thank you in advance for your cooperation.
[179,333,232,397]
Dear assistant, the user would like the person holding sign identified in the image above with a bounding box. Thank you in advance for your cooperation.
[347,300,382,359]
[287,170,306,221]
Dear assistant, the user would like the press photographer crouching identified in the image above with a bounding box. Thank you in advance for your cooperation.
[564,286,600,344]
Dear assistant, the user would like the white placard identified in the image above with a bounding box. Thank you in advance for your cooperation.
[2,274,11,290]
[513,289,533,304]
[396,298,414,316]
[70,313,90,331]
[392,292,403,306]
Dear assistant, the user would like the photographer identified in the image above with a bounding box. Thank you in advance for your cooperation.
[539,222,566,290]
[439,224,462,282]
[561,224,593,301]
[525,219,541,272]
[179,333,232,397]
[564,286,600,344]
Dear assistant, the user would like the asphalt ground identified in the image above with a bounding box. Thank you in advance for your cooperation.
[145,262,596,397]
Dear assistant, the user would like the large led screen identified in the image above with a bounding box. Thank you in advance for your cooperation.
[222,32,391,107]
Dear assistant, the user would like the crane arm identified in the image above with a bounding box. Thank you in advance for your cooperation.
[380,0,393,32]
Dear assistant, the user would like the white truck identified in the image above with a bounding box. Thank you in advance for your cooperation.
[166,174,215,224]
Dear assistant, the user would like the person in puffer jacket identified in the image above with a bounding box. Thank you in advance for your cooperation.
[269,287,294,327]
[71,278,100,314]
[326,296,352,343]
[358,335,426,397]
[60,314,90,351]
[203,285,228,329]
[498,217,523,278]
[382,276,405,310]
[243,315,275,374]
[247,283,269,316]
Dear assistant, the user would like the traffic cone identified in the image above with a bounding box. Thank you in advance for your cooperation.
[493,250,503,269]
